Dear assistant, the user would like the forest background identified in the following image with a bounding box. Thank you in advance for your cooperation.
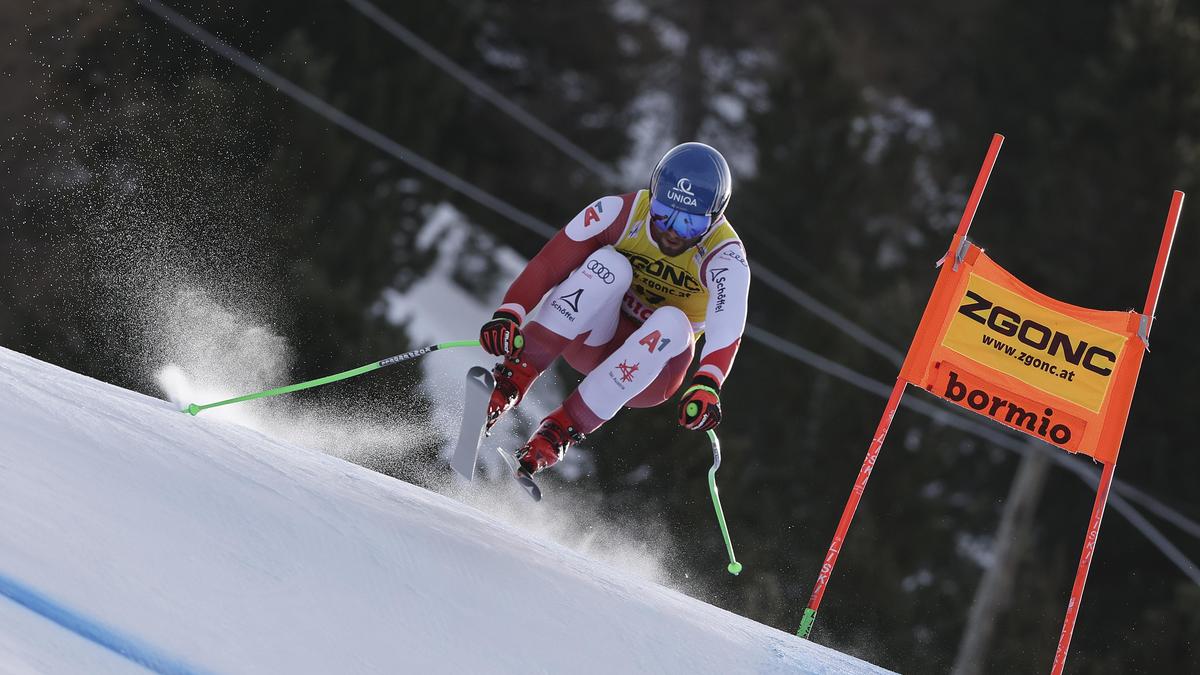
[3,1,1198,672]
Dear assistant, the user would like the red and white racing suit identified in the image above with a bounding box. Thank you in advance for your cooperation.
[497,190,751,432]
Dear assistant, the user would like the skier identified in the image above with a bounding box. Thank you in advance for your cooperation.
[478,142,751,481]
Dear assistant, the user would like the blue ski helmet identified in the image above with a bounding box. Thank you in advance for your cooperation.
[649,142,732,239]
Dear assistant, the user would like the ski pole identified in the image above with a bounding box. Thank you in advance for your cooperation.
[706,429,742,575]
[181,339,480,416]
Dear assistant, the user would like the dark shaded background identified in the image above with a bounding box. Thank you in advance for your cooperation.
[2,1,1198,672]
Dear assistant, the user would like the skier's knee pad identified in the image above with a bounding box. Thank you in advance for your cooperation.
[640,306,693,356]
[536,247,632,337]
[579,246,632,297]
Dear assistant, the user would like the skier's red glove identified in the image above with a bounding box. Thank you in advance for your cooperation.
[479,310,524,357]
[678,375,722,431]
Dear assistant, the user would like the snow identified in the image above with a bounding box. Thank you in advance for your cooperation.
[0,597,141,675]
[0,346,894,674]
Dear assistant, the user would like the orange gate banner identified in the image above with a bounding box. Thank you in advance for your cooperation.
[899,238,1148,463]
[800,133,1181,673]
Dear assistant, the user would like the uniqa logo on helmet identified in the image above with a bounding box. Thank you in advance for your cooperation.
[651,141,732,217]
[666,177,699,208]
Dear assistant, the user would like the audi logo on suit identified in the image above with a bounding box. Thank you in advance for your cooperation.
[586,260,616,284]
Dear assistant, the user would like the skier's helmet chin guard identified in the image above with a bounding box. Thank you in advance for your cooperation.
[649,142,732,240]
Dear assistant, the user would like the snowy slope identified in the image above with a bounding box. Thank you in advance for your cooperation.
[0,347,894,675]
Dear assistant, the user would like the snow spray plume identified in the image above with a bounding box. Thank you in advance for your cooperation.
[77,160,685,588]
[52,78,688,593]
[45,86,434,460]
[151,285,438,458]
[437,470,685,587]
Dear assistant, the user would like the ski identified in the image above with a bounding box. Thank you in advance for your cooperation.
[450,366,494,480]
[494,446,542,502]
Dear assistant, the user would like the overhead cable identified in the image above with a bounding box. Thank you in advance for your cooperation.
[343,0,619,183]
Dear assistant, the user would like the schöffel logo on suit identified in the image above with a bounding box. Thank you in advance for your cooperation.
[709,267,728,313]
[585,260,616,284]
[551,288,584,322]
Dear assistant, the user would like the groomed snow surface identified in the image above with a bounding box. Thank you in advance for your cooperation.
[0,347,894,675]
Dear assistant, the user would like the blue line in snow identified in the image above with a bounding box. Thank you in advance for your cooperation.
[0,569,211,675]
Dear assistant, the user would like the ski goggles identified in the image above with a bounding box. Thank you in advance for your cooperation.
[649,198,715,240]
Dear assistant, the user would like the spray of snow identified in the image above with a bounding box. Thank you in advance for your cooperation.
[72,183,687,587]
[149,296,692,600]
[146,279,682,587]
[149,285,427,460]
[54,86,689,591]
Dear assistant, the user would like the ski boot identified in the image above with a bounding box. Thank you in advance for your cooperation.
[514,407,586,476]
[487,354,540,431]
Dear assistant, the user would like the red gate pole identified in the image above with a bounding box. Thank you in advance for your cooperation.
[797,377,907,638]
[796,134,1004,639]
[1051,460,1116,675]
[955,134,1005,239]
[1050,190,1183,674]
